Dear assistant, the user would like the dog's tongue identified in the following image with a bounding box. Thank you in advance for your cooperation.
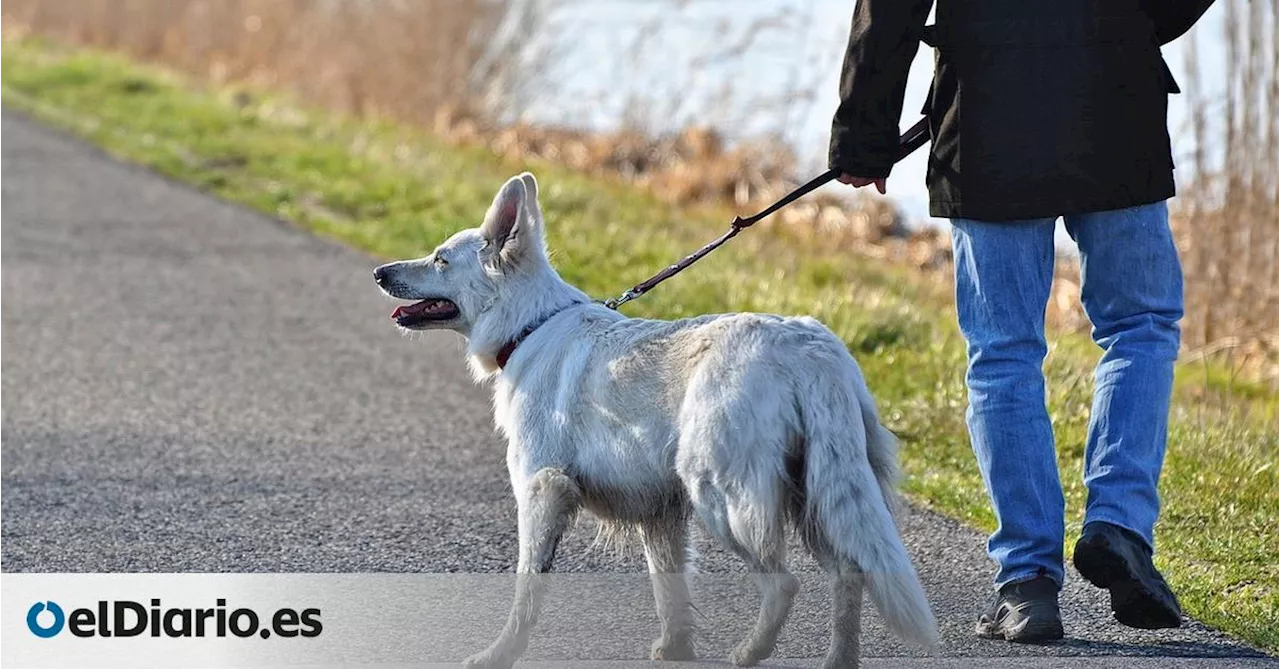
[391,299,448,320]
[391,302,427,320]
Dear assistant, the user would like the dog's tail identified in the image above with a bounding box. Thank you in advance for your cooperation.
[800,369,939,650]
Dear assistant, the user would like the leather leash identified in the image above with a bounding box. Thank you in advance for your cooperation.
[603,116,932,310]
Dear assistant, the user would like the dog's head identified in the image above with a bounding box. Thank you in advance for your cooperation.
[374,172,549,336]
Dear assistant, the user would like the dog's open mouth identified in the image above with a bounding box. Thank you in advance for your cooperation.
[391,298,459,327]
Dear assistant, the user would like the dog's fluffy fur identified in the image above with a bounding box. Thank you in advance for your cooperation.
[376,173,938,669]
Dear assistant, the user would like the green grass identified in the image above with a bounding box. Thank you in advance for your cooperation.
[3,36,1276,651]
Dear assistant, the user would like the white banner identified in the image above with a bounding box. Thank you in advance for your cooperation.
[2,572,800,668]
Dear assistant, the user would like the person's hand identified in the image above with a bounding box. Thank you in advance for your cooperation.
[836,174,886,195]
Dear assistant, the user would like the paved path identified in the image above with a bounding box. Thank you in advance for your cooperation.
[1,111,1269,667]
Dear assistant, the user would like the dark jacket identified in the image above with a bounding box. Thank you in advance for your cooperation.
[829,0,1215,221]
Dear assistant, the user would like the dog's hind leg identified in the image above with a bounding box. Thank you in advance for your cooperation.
[464,468,580,669]
[824,569,866,669]
[806,533,866,669]
[731,541,799,667]
[641,516,696,661]
[689,479,799,667]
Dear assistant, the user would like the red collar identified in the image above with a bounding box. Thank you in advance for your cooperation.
[493,304,582,370]
[496,337,524,370]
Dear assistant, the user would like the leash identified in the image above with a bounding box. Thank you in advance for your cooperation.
[602,117,931,311]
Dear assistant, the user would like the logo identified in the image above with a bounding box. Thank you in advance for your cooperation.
[27,601,66,638]
[25,599,320,639]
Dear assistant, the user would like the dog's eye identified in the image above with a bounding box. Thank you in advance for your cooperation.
[434,257,449,270]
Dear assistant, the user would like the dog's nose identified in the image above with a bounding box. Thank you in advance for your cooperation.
[374,266,389,285]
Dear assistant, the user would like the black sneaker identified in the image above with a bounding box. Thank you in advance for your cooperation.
[975,575,1065,643]
[1073,521,1181,629]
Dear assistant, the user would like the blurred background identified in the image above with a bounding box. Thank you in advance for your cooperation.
[5,0,1277,377]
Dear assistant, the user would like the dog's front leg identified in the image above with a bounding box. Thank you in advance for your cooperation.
[464,468,580,669]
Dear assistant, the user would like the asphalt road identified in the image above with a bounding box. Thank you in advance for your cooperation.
[1,110,1270,667]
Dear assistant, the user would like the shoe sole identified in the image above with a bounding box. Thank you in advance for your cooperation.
[1074,537,1181,630]
[975,619,1064,644]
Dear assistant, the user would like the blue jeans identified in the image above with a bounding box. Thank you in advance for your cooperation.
[951,202,1183,589]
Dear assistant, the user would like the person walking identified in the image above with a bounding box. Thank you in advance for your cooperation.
[830,0,1215,643]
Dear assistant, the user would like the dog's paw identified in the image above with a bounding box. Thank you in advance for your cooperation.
[729,641,766,667]
[651,635,696,661]
[462,651,513,669]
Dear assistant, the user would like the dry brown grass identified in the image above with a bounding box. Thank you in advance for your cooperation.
[1174,0,1279,377]
[5,0,506,125]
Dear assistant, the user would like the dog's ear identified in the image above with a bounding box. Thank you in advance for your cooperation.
[480,174,543,267]
[519,172,538,209]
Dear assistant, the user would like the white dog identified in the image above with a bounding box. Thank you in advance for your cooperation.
[375,173,938,669]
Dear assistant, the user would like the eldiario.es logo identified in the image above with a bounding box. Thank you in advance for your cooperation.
[27,599,322,639]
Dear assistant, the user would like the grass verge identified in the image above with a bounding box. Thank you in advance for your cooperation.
[3,36,1276,650]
